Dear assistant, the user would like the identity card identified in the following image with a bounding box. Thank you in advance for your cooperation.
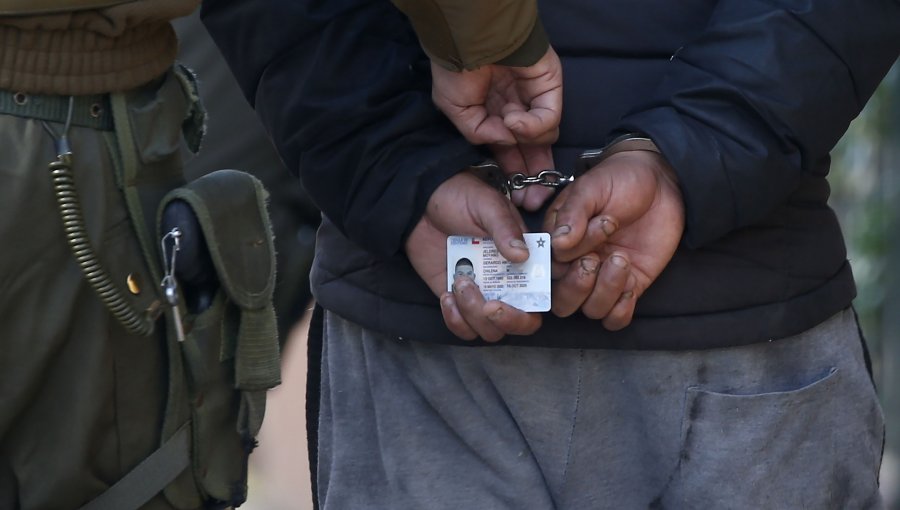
[446,233,551,312]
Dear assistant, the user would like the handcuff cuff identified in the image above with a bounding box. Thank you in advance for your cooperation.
[470,133,660,197]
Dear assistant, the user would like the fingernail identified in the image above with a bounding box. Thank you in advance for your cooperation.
[600,217,617,236]
[441,295,454,308]
[489,307,504,321]
[621,290,634,300]
[580,257,599,273]
[509,239,527,250]
[552,225,571,238]
[610,255,628,269]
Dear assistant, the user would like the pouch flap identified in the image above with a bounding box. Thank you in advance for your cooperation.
[159,169,276,311]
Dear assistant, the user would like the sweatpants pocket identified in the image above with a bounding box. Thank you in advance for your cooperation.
[664,366,884,509]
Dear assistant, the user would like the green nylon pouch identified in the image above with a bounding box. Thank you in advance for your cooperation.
[157,169,281,506]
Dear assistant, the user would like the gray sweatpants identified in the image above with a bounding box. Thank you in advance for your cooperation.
[318,308,884,509]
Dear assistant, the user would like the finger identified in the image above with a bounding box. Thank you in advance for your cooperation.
[482,300,542,336]
[453,276,506,342]
[504,62,563,144]
[551,258,569,280]
[551,255,601,317]
[546,207,589,263]
[555,214,619,263]
[602,292,636,331]
[439,103,516,146]
[546,177,611,259]
[490,143,557,211]
[505,196,530,233]
[581,254,630,319]
[517,144,557,211]
[440,292,478,340]
[504,110,560,145]
[519,84,562,142]
[601,272,638,330]
[475,197,530,264]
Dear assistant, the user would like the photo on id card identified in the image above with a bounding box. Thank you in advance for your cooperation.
[446,233,551,312]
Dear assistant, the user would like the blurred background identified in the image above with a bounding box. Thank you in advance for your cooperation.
[175,11,900,509]
[829,61,900,509]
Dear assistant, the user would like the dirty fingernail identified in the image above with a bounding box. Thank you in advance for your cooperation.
[552,225,571,238]
[600,217,617,236]
[580,257,599,273]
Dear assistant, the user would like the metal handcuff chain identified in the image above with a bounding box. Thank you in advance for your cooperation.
[508,169,575,191]
[42,97,155,336]
[470,161,575,198]
[472,136,660,196]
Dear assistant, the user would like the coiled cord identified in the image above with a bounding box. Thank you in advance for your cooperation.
[43,98,155,336]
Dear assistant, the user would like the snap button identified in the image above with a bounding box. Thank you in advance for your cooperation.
[90,103,103,118]
[126,273,142,295]
[13,92,27,106]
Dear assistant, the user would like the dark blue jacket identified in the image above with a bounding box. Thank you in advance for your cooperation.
[202,0,900,349]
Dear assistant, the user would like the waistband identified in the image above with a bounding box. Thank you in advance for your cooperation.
[0,88,113,131]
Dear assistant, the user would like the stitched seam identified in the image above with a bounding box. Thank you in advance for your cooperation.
[560,349,584,494]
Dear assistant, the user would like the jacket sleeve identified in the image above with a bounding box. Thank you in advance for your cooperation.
[201,0,487,258]
[614,0,900,248]
[390,0,549,70]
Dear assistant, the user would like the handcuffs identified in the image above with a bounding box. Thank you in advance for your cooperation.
[471,133,660,197]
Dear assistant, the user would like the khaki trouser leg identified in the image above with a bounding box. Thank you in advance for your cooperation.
[0,85,181,509]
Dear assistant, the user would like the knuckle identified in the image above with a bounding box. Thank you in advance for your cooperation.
[480,330,504,343]
[446,318,477,341]
[603,307,634,332]
[581,303,608,320]
[551,300,576,318]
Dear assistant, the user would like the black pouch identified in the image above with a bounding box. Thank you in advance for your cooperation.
[156,169,281,508]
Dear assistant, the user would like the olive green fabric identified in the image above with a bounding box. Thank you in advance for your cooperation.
[0,83,177,509]
[0,65,278,509]
[391,0,548,71]
[160,170,277,312]
[0,1,198,96]
[160,170,281,500]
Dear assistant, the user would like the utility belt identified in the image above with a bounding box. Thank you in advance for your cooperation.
[0,65,281,509]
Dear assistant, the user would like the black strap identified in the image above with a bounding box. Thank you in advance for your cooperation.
[307,303,325,510]
[78,423,191,510]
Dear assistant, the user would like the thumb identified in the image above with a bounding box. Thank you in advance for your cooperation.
[544,186,598,255]
[475,197,530,264]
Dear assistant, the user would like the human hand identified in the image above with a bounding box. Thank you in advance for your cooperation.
[430,46,563,210]
[405,172,543,341]
[543,150,685,330]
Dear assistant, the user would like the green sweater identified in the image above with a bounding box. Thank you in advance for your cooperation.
[0,0,198,95]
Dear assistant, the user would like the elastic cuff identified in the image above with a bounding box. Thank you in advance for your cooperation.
[495,18,550,68]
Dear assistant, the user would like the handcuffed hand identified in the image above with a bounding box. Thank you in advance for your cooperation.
[405,172,543,341]
[543,150,685,330]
